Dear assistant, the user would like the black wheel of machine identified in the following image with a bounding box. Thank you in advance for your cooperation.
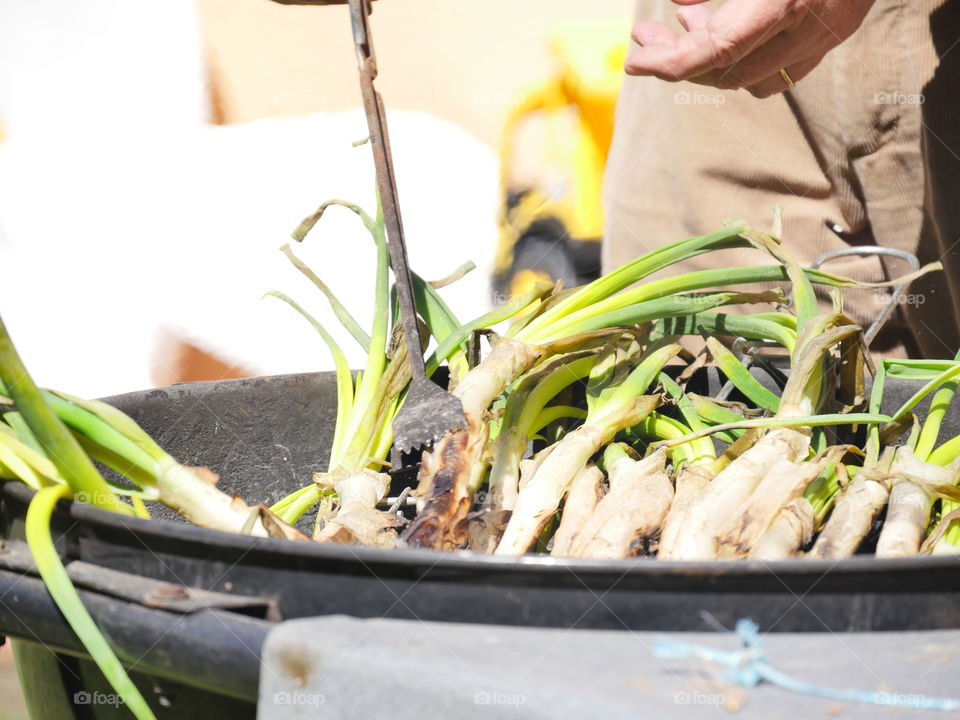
[504,231,579,299]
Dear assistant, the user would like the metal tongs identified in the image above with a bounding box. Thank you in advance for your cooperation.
[274,0,466,450]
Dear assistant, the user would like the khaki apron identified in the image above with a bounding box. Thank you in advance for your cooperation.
[604,0,960,358]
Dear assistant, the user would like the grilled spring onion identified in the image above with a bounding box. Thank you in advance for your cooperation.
[407,224,935,552]
[650,375,719,560]
[494,341,679,555]
[874,356,960,557]
[807,358,960,558]
[550,464,604,557]
[563,442,673,559]
[659,231,871,560]
[749,498,816,561]
[404,227,832,550]
[468,350,598,552]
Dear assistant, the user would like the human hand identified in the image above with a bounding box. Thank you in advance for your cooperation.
[625,0,876,97]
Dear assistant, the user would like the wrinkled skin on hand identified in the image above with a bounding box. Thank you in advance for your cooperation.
[626,0,877,97]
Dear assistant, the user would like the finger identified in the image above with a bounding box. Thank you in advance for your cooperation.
[713,19,820,88]
[675,30,805,92]
[714,32,800,88]
[626,0,798,80]
[683,62,753,91]
[682,67,736,89]
[677,5,712,33]
[744,57,820,99]
[631,20,680,48]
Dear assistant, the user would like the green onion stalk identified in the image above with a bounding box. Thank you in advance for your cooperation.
[685,394,753,445]
[26,484,157,719]
[877,359,960,557]
[467,349,598,552]
[549,463,604,557]
[0,316,132,514]
[807,357,960,558]
[655,339,783,560]
[494,340,680,555]
[0,315,158,718]
[265,199,417,545]
[860,356,960,557]
[0,415,64,491]
[927,385,960,555]
[648,375,721,560]
[559,441,674,559]
[0,318,305,538]
[749,499,818,561]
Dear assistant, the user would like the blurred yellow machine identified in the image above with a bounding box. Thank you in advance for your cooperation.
[492,20,627,299]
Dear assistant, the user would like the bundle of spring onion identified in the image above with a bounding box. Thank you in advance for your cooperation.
[0,198,955,717]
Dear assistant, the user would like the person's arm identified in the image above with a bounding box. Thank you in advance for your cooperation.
[625,0,876,97]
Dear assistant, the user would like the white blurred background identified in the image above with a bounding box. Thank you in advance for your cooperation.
[0,0,628,397]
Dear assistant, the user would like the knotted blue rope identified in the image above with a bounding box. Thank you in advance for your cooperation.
[654,619,960,712]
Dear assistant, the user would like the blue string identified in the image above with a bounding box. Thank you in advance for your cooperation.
[654,619,960,713]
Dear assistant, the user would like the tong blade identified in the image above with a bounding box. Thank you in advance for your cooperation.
[347,0,466,450]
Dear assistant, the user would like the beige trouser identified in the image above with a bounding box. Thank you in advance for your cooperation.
[604,0,960,358]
